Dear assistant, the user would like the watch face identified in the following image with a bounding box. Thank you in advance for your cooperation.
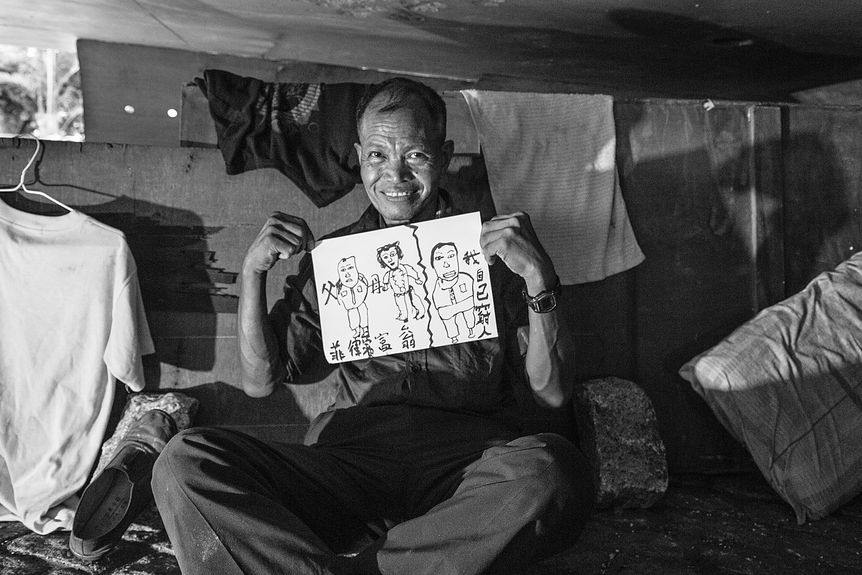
[522,284,559,313]
[540,294,557,312]
[530,292,557,313]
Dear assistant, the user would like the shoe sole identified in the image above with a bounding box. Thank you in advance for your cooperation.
[70,469,132,561]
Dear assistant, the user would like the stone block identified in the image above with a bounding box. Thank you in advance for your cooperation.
[573,377,668,509]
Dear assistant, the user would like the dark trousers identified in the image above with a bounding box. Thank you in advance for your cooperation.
[151,405,595,575]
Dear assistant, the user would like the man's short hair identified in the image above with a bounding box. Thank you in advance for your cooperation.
[356,77,447,143]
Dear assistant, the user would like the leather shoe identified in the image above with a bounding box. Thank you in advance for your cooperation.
[69,409,178,561]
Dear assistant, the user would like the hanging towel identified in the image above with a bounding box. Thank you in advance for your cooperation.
[0,200,153,534]
[461,90,644,284]
[197,70,367,208]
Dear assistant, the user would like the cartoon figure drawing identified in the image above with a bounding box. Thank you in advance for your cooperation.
[377,241,424,322]
[429,242,476,343]
[334,256,369,339]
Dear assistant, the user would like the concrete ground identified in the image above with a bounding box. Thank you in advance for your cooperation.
[1,471,860,575]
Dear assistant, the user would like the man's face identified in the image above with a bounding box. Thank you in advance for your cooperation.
[338,257,358,287]
[432,245,458,281]
[355,95,453,226]
[380,246,400,269]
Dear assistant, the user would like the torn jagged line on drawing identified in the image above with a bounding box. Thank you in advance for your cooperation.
[407,222,435,346]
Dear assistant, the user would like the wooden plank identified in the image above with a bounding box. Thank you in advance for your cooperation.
[147,310,236,338]
[616,100,771,472]
[752,105,785,308]
[180,83,218,148]
[150,336,240,387]
[78,40,281,146]
[180,80,479,153]
[0,138,372,227]
[150,334,333,423]
[443,92,481,154]
[568,269,639,382]
[517,270,640,441]
[782,105,862,295]
[0,138,373,317]
[80,40,478,149]
[145,307,336,426]
[164,381,313,428]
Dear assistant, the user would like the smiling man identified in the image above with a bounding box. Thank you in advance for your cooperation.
[353,82,451,226]
[152,77,595,575]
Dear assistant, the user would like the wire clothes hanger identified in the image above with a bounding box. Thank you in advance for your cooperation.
[0,136,74,213]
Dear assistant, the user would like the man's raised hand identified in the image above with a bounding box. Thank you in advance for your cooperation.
[243,212,316,275]
[480,212,556,293]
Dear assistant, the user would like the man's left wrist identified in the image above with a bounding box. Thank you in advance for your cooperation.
[524,266,558,295]
[523,275,561,313]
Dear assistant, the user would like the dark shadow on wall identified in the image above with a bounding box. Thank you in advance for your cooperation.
[83,198,230,381]
[85,200,229,374]
[616,103,854,363]
[782,131,858,294]
[442,154,496,221]
[2,143,238,378]
[613,100,856,471]
[1,190,236,391]
[0,139,322,442]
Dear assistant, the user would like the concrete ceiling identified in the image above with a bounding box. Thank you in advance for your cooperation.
[4,0,862,100]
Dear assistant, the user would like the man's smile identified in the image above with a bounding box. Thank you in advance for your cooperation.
[379,186,419,199]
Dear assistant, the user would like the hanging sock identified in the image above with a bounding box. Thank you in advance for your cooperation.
[461,90,645,285]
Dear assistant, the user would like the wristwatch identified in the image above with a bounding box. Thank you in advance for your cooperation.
[522,276,561,313]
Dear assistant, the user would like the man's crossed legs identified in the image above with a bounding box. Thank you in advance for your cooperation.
[152,406,594,575]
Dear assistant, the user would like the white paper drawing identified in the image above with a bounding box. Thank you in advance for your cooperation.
[312,212,498,364]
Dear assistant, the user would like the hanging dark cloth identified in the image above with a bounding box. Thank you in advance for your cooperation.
[196,69,368,208]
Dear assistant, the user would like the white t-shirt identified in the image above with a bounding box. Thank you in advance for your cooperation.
[0,199,154,534]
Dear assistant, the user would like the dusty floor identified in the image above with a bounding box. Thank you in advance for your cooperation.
[1,471,860,575]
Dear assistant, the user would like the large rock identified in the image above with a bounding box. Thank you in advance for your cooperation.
[573,377,668,509]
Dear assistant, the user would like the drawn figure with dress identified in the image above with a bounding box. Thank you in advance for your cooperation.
[334,256,369,339]
[377,241,424,322]
[429,242,476,343]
